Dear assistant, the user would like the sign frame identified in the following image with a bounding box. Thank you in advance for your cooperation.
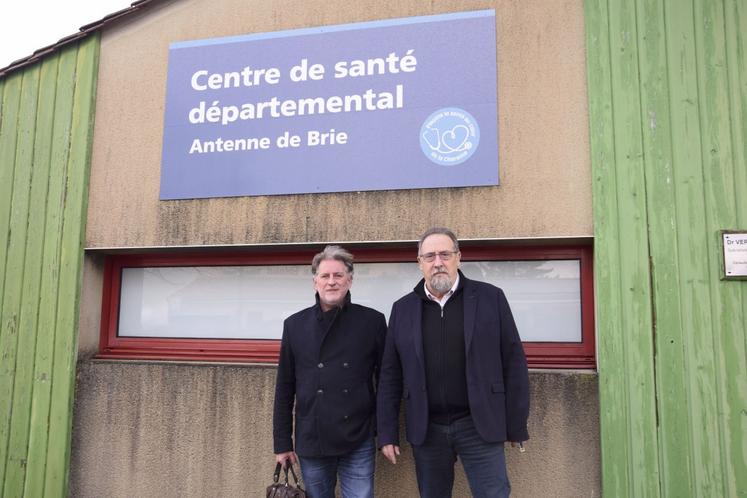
[721,230,747,280]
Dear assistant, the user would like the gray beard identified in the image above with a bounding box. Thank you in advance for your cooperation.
[430,273,453,294]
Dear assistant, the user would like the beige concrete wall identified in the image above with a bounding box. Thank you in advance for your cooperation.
[70,362,599,497]
[86,0,591,248]
[78,253,105,358]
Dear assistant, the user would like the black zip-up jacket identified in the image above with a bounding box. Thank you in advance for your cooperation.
[416,280,470,424]
[273,292,387,457]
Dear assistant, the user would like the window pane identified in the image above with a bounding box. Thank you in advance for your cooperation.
[119,266,312,339]
[462,260,581,342]
[118,260,581,342]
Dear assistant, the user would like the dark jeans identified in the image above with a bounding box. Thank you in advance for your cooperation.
[298,438,375,498]
[412,416,510,498]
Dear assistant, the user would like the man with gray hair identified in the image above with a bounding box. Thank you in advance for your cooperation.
[377,228,529,497]
[273,245,386,498]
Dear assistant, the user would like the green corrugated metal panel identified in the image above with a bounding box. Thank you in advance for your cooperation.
[0,35,99,498]
[586,0,747,496]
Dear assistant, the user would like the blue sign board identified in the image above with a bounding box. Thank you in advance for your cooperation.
[160,10,498,199]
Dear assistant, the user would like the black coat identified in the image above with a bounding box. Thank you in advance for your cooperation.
[377,273,530,447]
[273,292,387,457]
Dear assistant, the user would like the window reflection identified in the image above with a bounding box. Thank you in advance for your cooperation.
[119,260,581,342]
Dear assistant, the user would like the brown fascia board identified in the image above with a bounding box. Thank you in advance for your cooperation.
[0,0,161,78]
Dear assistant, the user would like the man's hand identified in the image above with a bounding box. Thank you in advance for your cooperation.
[381,444,401,464]
[275,451,298,468]
[510,441,526,452]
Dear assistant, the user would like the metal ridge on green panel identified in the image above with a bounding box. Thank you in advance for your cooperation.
[692,0,746,495]
[24,49,70,498]
[637,0,693,496]
[0,62,41,498]
[4,50,58,498]
[45,34,99,498]
[584,0,632,495]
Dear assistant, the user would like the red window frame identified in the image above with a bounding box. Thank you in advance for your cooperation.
[98,244,594,368]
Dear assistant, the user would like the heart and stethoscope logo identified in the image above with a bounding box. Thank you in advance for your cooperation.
[420,107,480,165]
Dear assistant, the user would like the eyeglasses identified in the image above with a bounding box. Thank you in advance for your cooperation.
[418,251,458,263]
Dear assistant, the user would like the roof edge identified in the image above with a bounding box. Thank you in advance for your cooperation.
[0,0,161,78]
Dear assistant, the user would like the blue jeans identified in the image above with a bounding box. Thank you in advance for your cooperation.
[412,416,510,498]
[298,438,375,498]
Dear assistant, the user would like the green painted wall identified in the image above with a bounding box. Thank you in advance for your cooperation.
[0,35,98,498]
[586,0,747,496]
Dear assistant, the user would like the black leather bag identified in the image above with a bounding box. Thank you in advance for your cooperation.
[267,462,307,498]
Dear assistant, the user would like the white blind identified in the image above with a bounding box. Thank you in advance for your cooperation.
[118,260,581,342]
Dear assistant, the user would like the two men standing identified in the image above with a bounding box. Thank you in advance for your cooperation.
[273,229,529,497]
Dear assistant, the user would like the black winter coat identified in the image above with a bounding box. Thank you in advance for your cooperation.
[377,273,530,447]
[273,292,387,457]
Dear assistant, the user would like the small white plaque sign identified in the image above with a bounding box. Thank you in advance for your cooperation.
[723,231,747,278]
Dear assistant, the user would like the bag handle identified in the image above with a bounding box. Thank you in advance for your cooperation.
[286,463,301,487]
[276,461,304,490]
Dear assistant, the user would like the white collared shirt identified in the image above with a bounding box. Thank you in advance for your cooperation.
[425,274,460,308]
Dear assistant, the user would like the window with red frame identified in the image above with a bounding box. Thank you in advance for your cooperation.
[98,244,594,368]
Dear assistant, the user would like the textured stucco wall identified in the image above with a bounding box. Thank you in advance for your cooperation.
[85,0,591,248]
[70,362,599,497]
[78,253,104,358]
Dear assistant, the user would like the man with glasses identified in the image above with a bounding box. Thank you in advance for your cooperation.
[273,245,386,498]
[377,228,529,497]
